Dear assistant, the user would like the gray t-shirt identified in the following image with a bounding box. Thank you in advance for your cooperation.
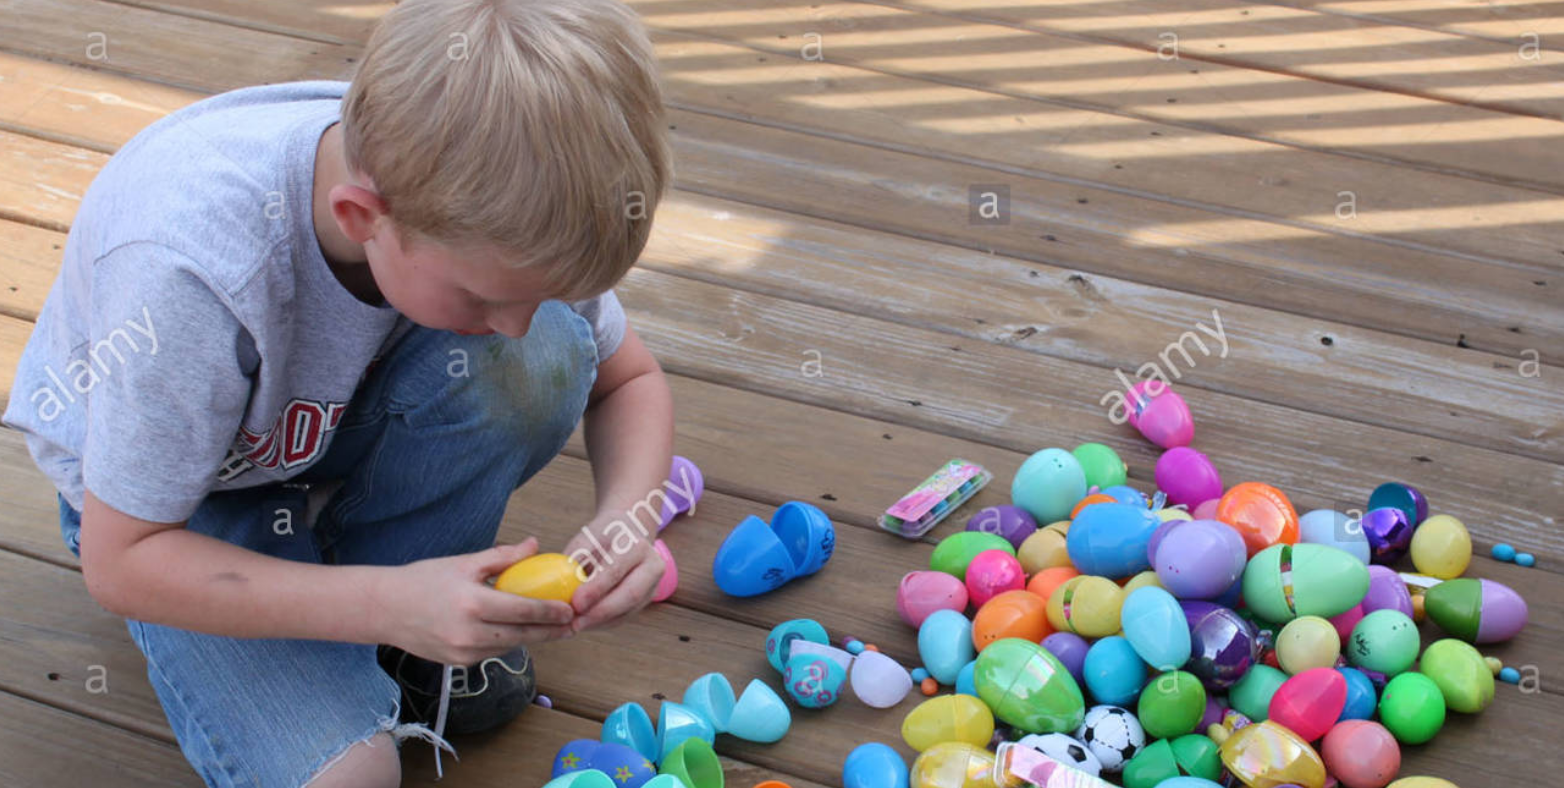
[2,80,625,524]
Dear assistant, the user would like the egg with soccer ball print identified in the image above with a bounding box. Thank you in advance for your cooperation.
[1016,733,1103,777]
[1074,705,1145,774]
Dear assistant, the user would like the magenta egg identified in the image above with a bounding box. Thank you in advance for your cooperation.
[1360,565,1412,618]
[898,571,969,628]
[964,550,1026,608]
[1152,520,1247,599]
[964,505,1039,549]
[1269,668,1346,742]
[1329,604,1366,643]
[1154,447,1224,508]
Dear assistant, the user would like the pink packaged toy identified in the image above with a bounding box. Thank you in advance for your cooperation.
[880,459,992,539]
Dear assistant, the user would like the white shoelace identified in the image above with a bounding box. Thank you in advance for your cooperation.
[432,663,454,778]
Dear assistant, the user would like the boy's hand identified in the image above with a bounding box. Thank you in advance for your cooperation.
[374,538,576,665]
[563,516,665,632]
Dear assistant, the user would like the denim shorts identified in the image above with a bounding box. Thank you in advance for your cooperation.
[59,302,598,787]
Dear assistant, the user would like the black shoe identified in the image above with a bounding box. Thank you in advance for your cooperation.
[376,644,538,736]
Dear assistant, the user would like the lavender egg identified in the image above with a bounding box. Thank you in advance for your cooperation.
[1042,632,1090,686]
[1361,565,1412,618]
[1183,601,1259,692]
[1151,520,1247,600]
[965,505,1039,550]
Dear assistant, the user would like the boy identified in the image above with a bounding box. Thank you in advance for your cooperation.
[1,0,674,785]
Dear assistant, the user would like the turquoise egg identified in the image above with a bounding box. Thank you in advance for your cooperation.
[918,609,976,685]
[1011,448,1087,524]
[1082,636,1148,706]
[1121,587,1192,671]
[843,742,909,788]
[956,660,978,697]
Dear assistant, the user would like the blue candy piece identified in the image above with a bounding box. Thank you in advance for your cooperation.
[1516,553,1536,567]
[846,640,866,656]
[1337,667,1378,721]
[911,667,930,683]
[1491,543,1517,562]
[1499,667,1521,684]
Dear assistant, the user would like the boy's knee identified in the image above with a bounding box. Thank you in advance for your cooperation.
[304,732,400,788]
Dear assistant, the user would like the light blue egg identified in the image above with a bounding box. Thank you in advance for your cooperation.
[917,609,975,685]
[1083,636,1148,706]
[1154,778,1224,788]
[955,660,978,697]
[843,742,909,788]
[1066,503,1160,578]
[1101,485,1148,508]
[1298,509,1371,565]
[1121,587,1192,671]
[1011,448,1087,524]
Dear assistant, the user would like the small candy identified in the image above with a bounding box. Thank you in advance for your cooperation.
[535,694,553,709]
[1484,657,1503,675]
[1516,553,1536,567]
[845,640,866,656]
[864,644,880,653]
[1491,543,1516,562]
[912,668,930,682]
[1499,667,1521,684]
[920,677,938,696]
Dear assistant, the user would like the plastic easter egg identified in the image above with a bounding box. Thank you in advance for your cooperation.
[898,571,970,629]
[553,739,603,777]
[1155,780,1223,788]
[1016,732,1103,777]
[1067,503,1162,578]
[1071,493,1118,519]
[1360,507,1414,565]
[1276,616,1341,674]
[909,742,997,788]
[1042,632,1089,687]
[783,653,846,708]
[495,553,585,602]
[1151,519,1247,599]
[1362,565,1413,618]
[1297,509,1370,565]
[1322,720,1400,788]
[901,694,994,752]
[1154,447,1223,508]
[844,743,909,788]
[1046,576,1125,638]
[1138,671,1206,738]
[1073,442,1129,490]
[1218,720,1328,788]
[964,550,1026,608]
[1387,779,1459,788]
[1016,524,1072,574]
[1121,587,1192,671]
[931,532,1015,582]
[1243,543,1370,624]
[1121,570,1165,596]
[1157,508,1194,523]
[1338,667,1377,721]
[973,590,1050,651]
[1368,482,1427,527]
[1215,483,1299,557]
[1101,485,1149,508]
[1011,448,1088,525]
[1423,577,1528,643]
[1377,672,1445,744]
[1121,735,1221,788]
[1075,705,1146,774]
[955,660,977,698]
[587,742,658,788]
[1183,601,1258,691]
[1330,604,1366,644]
[766,619,830,673]
[1348,610,1419,677]
[1419,639,1494,713]
[974,638,1086,733]
[1082,636,1148,707]
[1124,380,1195,448]
[1024,566,1079,608]
[651,540,678,602]
[1409,515,1471,579]
[1269,668,1346,742]
[919,610,976,685]
[964,505,1038,550]
[851,651,915,709]
[1230,665,1288,722]
[1190,499,1220,520]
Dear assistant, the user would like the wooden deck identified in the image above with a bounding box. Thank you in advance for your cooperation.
[2,0,1562,785]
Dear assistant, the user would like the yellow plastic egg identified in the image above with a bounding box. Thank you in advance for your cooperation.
[493,553,584,602]
[1046,575,1125,638]
[1157,508,1194,523]
[1409,514,1471,579]
[1220,719,1327,788]
[1121,570,1165,596]
[910,742,998,788]
[1387,779,1460,788]
[901,694,995,752]
[1276,616,1341,674]
[1017,522,1071,575]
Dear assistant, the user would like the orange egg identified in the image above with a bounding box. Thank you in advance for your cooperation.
[972,590,1052,651]
[1070,493,1117,519]
[1215,482,1299,557]
[1025,566,1080,606]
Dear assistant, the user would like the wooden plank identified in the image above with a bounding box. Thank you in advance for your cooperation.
[0,690,200,787]
[1262,0,1564,44]
[0,129,106,231]
[1,314,33,402]
[0,219,64,321]
[0,50,194,153]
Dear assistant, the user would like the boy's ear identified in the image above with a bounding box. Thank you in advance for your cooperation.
[328,183,389,245]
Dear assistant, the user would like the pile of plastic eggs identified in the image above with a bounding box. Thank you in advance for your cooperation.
[879,383,1528,788]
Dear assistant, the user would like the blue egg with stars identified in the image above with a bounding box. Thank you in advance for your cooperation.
[586,742,658,788]
[553,740,602,778]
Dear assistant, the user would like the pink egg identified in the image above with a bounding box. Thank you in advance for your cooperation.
[1125,380,1195,448]
[1268,667,1345,742]
[1191,499,1221,520]
[897,571,970,628]
[964,550,1026,608]
[1322,720,1400,788]
[1329,604,1366,644]
[1154,447,1223,508]
[651,539,679,602]
[1361,565,1412,617]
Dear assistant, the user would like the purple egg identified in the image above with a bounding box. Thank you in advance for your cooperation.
[1477,578,1530,643]
[1360,507,1414,564]
[1183,601,1259,691]
[1360,565,1412,617]
[1152,520,1248,599]
[1042,632,1090,686]
[1199,694,1225,730]
[965,505,1039,549]
[1212,575,1244,609]
[1154,447,1224,508]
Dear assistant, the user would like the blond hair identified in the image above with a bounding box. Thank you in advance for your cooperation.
[341,0,671,300]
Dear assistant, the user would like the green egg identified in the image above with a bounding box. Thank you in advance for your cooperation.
[930,531,1015,580]
[1242,543,1369,624]
[1378,671,1447,745]
[1229,664,1288,722]
[1169,734,1222,780]
[1138,670,1207,738]
[1072,443,1127,490]
[1347,610,1420,676]
[1420,639,1494,713]
[1121,739,1178,788]
[1422,577,1482,642]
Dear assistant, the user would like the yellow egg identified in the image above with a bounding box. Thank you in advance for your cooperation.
[901,694,995,752]
[1410,514,1472,579]
[1046,575,1124,638]
[1017,522,1071,575]
[1277,616,1341,674]
[493,553,584,602]
[1157,508,1194,523]
[1121,570,1165,596]
[1388,779,1460,788]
